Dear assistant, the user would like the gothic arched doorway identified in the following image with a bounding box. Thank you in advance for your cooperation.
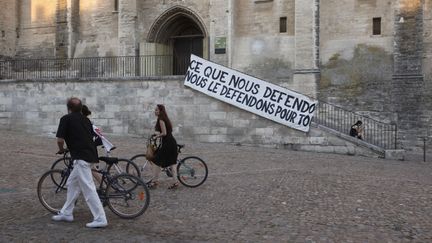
[147,6,207,75]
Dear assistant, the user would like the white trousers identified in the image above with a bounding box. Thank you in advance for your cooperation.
[60,160,106,222]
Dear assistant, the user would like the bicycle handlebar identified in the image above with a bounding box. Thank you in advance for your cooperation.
[56,148,70,155]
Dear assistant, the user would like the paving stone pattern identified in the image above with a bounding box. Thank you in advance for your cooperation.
[1,130,432,242]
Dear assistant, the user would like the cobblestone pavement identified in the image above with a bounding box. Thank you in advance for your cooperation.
[1,130,432,242]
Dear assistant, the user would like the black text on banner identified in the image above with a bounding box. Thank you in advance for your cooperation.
[183,54,318,132]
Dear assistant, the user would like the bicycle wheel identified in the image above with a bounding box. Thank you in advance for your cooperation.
[130,154,154,184]
[107,159,141,178]
[50,156,72,171]
[177,156,208,188]
[37,169,68,214]
[106,174,150,219]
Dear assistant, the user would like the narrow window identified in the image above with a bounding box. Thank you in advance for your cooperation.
[280,17,287,33]
[1,30,5,38]
[373,17,381,35]
[114,0,119,12]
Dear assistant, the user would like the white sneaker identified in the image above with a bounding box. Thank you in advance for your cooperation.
[52,213,74,222]
[86,219,108,228]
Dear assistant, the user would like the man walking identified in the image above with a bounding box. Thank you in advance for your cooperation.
[52,97,108,228]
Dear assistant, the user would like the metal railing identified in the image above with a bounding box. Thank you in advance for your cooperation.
[313,100,397,150]
[0,55,175,80]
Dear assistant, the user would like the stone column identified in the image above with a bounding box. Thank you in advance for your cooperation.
[118,0,137,56]
[227,0,235,67]
[394,0,424,77]
[15,0,31,58]
[66,0,79,58]
[292,0,320,98]
[392,0,426,149]
[55,0,68,59]
[118,0,137,76]
[0,0,19,58]
[209,0,231,65]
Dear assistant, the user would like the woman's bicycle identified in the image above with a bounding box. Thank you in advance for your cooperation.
[37,155,150,219]
[130,138,208,188]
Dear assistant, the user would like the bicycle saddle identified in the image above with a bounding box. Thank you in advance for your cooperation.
[98,156,118,165]
[101,146,117,151]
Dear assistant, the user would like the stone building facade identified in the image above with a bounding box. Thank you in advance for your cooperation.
[0,0,431,151]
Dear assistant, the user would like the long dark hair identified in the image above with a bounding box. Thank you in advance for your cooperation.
[156,104,173,133]
[82,105,91,117]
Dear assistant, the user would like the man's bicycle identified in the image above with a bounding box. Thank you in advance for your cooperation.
[130,138,208,188]
[37,156,150,219]
[50,148,141,178]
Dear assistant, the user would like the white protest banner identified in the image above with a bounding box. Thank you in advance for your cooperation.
[183,54,318,132]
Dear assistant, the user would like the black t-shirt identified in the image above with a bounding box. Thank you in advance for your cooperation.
[56,112,99,163]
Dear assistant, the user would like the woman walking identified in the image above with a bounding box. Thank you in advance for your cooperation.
[149,104,179,189]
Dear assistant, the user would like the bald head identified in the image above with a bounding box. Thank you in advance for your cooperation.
[67,97,82,113]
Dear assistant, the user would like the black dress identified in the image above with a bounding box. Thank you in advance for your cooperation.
[153,119,178,168]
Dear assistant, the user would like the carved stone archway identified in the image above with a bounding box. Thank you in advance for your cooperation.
[147,6,208,43]
[146,6,208,75]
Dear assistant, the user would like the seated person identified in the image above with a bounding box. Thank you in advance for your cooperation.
[350,120,363,140]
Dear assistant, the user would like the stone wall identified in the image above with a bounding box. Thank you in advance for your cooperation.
[320,0,395,63]
[0,77,379,157]
[73,0,118,57]
[208,0,230,66]
[318,0,432,151]
[423,0,432,140]
[14,0,118,58]
[319,1,392,130]
[55,0,68,59]
[318,0,396,122]
[16,0,57,58]
[232,0,295,84]
[0,77,306,143]
[318,44,395,122]
[8,0,297,83]
[292,0,320,97]
[392,0,427,150]
[135,0,299,88]
[425,0,432,82]
[0,0,18,58]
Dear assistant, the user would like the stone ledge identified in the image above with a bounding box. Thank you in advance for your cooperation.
[0,75,184,84]
[384,150,405,161]
[314,123,408,160]
[392,74,424,80]
[313,123,386,156]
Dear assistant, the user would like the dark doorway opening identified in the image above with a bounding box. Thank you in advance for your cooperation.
[169,18,204,75]
[173,35,203,75]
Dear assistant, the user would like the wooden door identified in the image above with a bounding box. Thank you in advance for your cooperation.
[173,37,203,75]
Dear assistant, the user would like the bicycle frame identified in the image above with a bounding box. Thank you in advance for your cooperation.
[62,146,127,174]
[40,150,150,219]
